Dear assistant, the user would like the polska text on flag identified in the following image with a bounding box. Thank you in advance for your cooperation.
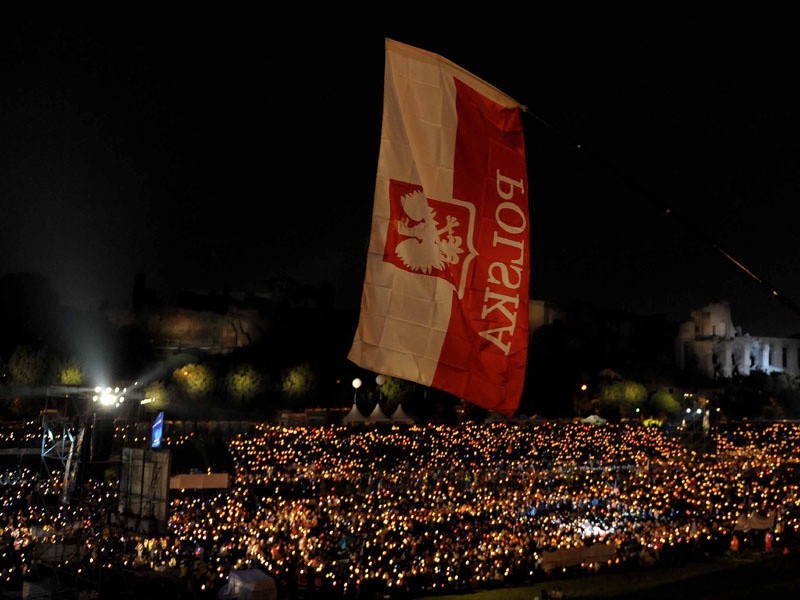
[348,39,529,417]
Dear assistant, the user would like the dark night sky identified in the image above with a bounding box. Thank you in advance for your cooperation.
[3,11,800,338]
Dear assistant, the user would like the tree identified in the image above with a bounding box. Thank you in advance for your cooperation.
[599,379,647,419]
[777,378,800,419]
[282,363,316,405]
[172,363,215,400]
[226,364,262,405]
[717,371,774,419]
[143,380,170,412]
[56,358,84,386]
[648,389,681,419]
[8,345,48,386]
[378,376,414,414]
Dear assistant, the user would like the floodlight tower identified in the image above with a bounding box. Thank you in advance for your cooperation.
[41,387,85,483]
[40,385,128,505]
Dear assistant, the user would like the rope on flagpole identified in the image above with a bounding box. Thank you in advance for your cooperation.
[521,107,800,321]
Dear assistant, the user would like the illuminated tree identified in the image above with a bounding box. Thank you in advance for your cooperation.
[378,376,414,414]
[282,363,316,404]
[56,358,84,386]
[172,363,215,400]
[226,363,262,405]
[143,380,170,411]
[8,345,48,386]
[599,379,647,418]
[648,389,681,418]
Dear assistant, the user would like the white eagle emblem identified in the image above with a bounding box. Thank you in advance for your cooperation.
[395,190,464,274]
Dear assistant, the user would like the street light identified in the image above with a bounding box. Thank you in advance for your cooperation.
[352,378,362,404]
[375,374,386,405]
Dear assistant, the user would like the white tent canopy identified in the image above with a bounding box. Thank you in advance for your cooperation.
[391,404,414,424]
[582,414,608,425]
[342,403,367,424]
[368,403,391,423]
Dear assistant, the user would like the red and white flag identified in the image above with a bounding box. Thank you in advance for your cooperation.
[348,39,529,416]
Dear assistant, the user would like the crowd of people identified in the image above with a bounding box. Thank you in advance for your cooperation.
[2,418,800,598]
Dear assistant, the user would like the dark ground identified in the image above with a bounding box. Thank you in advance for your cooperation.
[424,550,800,600]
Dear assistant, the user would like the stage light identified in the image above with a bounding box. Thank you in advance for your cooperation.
[93,386,127,408]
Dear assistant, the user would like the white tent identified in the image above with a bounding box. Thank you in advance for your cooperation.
[582,414,608,425]
[342,403,367,424]
[217,569,277,600]
[390,404,414,424]
[367,403,392,423]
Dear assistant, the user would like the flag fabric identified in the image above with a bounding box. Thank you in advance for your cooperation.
[348,39,529,416]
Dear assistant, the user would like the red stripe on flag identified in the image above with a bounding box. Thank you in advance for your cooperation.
[431,79,529,416]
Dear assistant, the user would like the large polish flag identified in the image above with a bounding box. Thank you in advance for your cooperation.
[348,39,529,417]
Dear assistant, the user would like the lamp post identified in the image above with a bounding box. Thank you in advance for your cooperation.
[352,378,362,405]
